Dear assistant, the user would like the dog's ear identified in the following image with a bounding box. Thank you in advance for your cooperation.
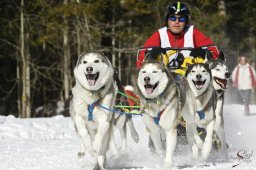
[218,51,225,61]
[101,53,113,66]
[203,63,212,78]
[205,58,214,69]
[185,64,193,77]
[76,52,87,66]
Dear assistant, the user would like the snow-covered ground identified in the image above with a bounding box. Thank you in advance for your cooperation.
[0,104,256,170]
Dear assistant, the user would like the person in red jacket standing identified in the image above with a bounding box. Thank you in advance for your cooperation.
[136,1,219,69]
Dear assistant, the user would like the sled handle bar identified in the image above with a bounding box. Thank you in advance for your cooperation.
[137,44,216,51]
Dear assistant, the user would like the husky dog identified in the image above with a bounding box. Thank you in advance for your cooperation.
[70,52,116,170]
[182,63,215,160]
[137,61,181,168]
[208,52,230,155]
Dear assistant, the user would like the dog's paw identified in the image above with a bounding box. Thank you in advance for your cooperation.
[77,152,85,158]
[92,135,103,155]
[155,148,165,155]
[164,159,173,169]
[192,143,199,159]
[201,143,211,160]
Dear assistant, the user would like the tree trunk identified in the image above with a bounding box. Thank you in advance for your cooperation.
[25,32,31,118]
[75,0,81,57]
[19,0,24,118]
[111,8,116,68]
[63,0,71,100]
[20,0,31,118]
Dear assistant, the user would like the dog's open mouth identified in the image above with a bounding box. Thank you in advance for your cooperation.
[192,80,206,90]
[214,77,227,89]
[144,82,159,94]
[85,72,99,86]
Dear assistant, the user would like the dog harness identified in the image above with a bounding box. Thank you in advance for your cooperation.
[196,103,209,120]
[144,100,165,126]
[153,110,165,125]
[145,90,176,126]
[87,99,100,121]
[196,110,205,120]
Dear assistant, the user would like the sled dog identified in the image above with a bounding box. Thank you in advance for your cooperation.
[70,52,116,170]
[208,52,230,155]
[70,52,139,169]
[182,63,215,160]
[137,60,181,168]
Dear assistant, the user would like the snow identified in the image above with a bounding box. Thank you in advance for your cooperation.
[0,104,256,170]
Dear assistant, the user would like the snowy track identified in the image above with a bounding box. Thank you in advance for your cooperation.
[0,104,256,170]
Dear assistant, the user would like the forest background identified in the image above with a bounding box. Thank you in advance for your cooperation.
[0,0,255,118]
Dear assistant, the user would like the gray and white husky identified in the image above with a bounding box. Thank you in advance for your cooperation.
[208,52,230,156]
[182,63,215,160]
[137,61,181,168]
[70,52,139,169]
[70,52,116,170]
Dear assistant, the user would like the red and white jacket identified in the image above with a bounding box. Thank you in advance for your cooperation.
[136,25,219,68]
[232,63,256,90]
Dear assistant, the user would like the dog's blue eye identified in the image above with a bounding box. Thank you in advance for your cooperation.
[83,61,87,64]
[94,60,99,63]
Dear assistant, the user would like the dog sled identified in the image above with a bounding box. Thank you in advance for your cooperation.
[136,45,215,76]
[114,45,215,118]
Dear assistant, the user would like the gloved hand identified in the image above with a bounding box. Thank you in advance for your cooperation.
[190,48,206,59]
[190,48,214,60]
[145,47,166,61]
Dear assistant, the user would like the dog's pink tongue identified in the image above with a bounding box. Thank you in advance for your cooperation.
[145,88,153,94]
[196,84,203,89]
[88,80,95,86]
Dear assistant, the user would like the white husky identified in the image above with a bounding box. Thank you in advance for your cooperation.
[70,52,116,170]
[208,52,230,156]
[182,63,215,160]
[137,61,181,168]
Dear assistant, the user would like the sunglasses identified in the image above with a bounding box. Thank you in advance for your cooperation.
[168,16,186,22]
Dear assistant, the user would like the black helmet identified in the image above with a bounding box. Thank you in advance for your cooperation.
[165,2,190,26]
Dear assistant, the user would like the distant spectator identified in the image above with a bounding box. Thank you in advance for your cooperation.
[232,56,256,114]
